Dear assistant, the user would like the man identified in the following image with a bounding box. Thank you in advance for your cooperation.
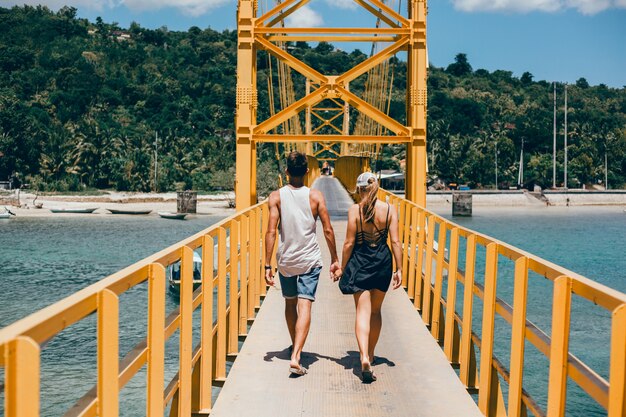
[264,151,340,376]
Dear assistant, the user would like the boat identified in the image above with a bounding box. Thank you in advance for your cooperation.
[107,208,152,215]
[50,208,98,214]
[167,251,203,293]
[158,211,187,220]
[1,207,16,219]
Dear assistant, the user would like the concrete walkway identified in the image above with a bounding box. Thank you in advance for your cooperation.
[210,177,482,417]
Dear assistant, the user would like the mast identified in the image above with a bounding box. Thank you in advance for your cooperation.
[552,82,556,188]
[563,84,567,190]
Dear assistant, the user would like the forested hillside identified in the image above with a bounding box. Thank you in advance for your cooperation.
[1,5,624,192]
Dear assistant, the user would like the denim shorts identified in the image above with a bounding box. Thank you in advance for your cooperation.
[279,266,322,301]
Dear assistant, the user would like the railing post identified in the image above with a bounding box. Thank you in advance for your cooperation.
[414,210,426,310]
[178,246,195,416]
[5,336,40,417]
[147,263,165,417]
[401,201,411,289]
[431,221,447,341]
[98,289,119,417]
[478,243,501,416]
[239,215,250,335]
[197,235,215,414]
[421,215,436,326]
[443,227,460,363]
[547,276,573,417]
[459,234,477,388]
[406,206,419,300]
[609,304,626,417]
[508,256,529,417]
[254,207,263,309]
[261,206,269,297]
[216,228,228,381]
[248,209,258,319]
[229,220,240,354]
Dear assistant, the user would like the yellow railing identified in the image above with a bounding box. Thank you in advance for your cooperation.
[380,189,626,417]
[0,201,272,417]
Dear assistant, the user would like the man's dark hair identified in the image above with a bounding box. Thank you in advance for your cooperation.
[286,151,308,177]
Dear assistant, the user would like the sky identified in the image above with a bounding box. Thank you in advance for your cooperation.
[4,0,626,87]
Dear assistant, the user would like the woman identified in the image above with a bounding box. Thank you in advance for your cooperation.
[336,171,403,382]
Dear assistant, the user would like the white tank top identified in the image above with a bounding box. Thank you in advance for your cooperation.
[277,185,323,277]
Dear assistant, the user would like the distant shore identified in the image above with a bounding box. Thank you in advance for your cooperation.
[0,191,236,217]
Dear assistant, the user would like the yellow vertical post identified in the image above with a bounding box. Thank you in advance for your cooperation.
[459,234,477,388]
[5,336,40,417]
[235,0,257,210]
[239,215,250,334]
[431,221,447,340]
[255,207,263,309]
[414,210,426,310]
[98,289,119,417]
[609,304,626,417]
[261,205,270,297]
[198,235,215,413]
[216,228,228,380]
[478,243,500,415]
[406,206,419,299]
[406,0,427,206]
[508,256,529,417]
[547,276,573,417]
[443,227,460,362]
[147,264,165,417]
[401,202,411,289]
[178,246,195,417]
[229,220,240,354]
[421,215,436,325]
[248,209,258,318]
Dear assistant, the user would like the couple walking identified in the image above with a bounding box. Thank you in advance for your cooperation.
[264,151,403,383]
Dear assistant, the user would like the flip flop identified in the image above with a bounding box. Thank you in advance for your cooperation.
[289,364,307,376]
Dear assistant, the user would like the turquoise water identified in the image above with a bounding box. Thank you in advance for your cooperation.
[0,207,624,416]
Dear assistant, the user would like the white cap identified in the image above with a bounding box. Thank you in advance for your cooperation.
[356,172,377,187]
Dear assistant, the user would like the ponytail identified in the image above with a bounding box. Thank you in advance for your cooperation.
[359,177,379,223]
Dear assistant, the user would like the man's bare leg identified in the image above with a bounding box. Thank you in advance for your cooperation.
[290,298,312,369]
[285,298,298,347]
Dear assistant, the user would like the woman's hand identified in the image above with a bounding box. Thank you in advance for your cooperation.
[392,269,402,290]
[330,261,342,282]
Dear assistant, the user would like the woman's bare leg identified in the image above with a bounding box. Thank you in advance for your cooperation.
[353,291,372,368]
[368,290,386,361]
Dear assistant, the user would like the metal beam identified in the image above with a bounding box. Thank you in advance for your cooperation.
[256,27,410,34]
[265,0,311,28]
[254,86,329,134]
[253,134,411,143]
[336,37,408,84]
[264,35,402,42]
[255,36,327,84]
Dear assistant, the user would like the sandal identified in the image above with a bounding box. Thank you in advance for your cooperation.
[289,364,307,376]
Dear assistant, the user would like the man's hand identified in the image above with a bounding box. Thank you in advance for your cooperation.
[265,267,275,286]
[330,261,342,282]
[392,270,402,290]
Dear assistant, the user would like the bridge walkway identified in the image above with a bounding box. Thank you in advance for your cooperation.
[210,177,482,417]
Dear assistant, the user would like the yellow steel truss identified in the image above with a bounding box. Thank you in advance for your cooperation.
[235,0,428,209]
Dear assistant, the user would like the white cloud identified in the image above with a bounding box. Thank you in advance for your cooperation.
[3,0,115,12]
[325,0,358,10]
[285,5,323,27]
[120,0,231,16]
[4,0,231,16]
[451,0,626,15]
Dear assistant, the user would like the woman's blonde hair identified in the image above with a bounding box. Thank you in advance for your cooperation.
[358,176,379,223]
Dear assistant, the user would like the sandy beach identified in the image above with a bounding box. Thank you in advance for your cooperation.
[0,190,236,217]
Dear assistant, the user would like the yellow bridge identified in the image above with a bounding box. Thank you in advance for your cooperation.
[1,0,626,416]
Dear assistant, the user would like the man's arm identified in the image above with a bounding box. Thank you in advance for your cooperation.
[312,190,341,278]
[264,191,280,286]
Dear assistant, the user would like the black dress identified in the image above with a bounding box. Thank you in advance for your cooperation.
[339,204,393,294]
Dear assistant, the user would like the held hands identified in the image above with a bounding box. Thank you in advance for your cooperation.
[392,269,402,290]
[330,261,342,282]
[265,266,275,286]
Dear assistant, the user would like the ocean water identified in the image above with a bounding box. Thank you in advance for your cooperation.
[0,206,624,416]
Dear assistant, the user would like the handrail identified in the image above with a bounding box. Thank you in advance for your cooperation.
[0,200,272,417]
[379,188,626,417]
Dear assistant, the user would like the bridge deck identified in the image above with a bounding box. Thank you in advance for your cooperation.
[210,177,482,417]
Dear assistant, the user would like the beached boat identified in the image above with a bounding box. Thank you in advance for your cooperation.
[158,212,187,220]
[107,208,152,215]
[0,207,16,219]
[167,251,203,293]
[50,208,98,214]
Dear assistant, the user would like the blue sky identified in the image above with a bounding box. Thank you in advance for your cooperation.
[6,0,626,87]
